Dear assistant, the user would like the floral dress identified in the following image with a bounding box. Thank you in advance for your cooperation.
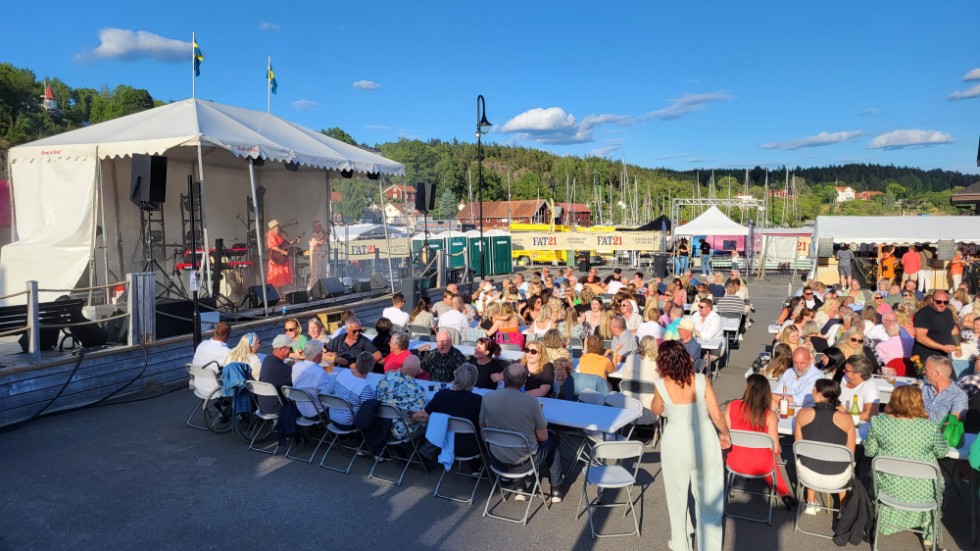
[864,415,949,541]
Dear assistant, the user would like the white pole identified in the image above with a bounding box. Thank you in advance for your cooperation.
[191,32,195,99]
[97,158,110,292]
[248,159,269,315]
[195,143,213,295]
[378,178,396,292]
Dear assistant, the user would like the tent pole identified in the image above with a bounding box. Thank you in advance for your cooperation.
[6,156,14,244]
[88,154,99,306]
[325,172,332,277]
[248,159,269,316]
[97,158,110,295]
[377,176,396,293]
[195,143,213,296]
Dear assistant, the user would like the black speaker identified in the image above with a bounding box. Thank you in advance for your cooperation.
[310,277,347,300]
[350,280,372,294]
[156,298,217,339]
[130,154,168,208]
[285,290,308,304]
[247,284,280,308]
[370,273,387,289]
[414,182,437,213]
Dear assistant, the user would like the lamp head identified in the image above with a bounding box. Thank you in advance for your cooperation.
[478,113,492,136]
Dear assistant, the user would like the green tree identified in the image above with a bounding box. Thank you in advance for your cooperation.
[321,127,357,145]
[333,179,372,222]
[435,187,457,219]
[885,182,906,198]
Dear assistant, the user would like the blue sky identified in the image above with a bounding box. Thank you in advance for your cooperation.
[5,1,980,174]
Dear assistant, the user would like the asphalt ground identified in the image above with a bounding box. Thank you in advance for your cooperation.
[0,270,974,550]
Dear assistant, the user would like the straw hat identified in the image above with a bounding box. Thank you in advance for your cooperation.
[679,318,695,331]
[267,219,280,230]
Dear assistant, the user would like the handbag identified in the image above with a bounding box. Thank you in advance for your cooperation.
[940,413,965,448]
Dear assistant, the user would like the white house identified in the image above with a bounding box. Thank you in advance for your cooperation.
[835,186,856,202]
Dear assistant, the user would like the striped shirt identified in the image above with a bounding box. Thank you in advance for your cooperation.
[323,370,374,426]
[715,294,744,315]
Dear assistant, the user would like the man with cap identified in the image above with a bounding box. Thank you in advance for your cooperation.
[677,318,704,373]
[257,334,295,414]
[266,219,299,291]
[291,339,330,418]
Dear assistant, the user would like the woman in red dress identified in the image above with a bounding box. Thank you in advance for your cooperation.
[265,219,293,290]
[723,373,796,509]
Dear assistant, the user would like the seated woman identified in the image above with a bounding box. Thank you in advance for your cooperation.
[839,355,880,422]
[471,336,505,390]
[557,306,587,345]
[636,305,665,341]
[226,332,263,379]
[761,343,793,379]
[372,318,394,367]
[409,297,436,334]
[541,329,570,364]
[552,356,577,401]
[777,325,802,351]
[485,302,524,349]
[724,374,796,509]
[578,335,616,380]
[412,364,483,460]
[620,335,659,382]
[382,332,413,374]
[864,385,950,547]
[793,379,857,515]
[522,341,554,398]
[801,320,828,354]
[819,346,847,382]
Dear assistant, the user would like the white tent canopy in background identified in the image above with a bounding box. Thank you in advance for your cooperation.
[673,206,749,236]
[812,216,980,246]
[2,98,404,305]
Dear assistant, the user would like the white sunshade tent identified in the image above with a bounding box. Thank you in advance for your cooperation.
[811,216,980,247]
[2,98,404,305]
[673,206,749,236]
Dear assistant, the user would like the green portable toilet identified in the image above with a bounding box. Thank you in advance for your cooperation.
[466,234,491,277]
[446,234,468,269]
[411,233,444,266]
[490,234,513,275]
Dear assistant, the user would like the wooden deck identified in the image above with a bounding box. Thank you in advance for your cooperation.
[0,288,419,428]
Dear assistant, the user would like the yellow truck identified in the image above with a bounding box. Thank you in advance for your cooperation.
[509,223,617,266]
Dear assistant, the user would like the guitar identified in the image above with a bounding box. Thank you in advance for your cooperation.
[271,234,302,265]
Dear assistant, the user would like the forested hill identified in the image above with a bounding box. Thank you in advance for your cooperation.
[2,61,977,223]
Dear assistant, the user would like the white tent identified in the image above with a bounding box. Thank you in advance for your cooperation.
[2,98,404,305]
[811,216,980,246]
[673,206,749,236]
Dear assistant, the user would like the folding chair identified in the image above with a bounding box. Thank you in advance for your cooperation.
[720,311,743,346]
[568,337,584,348]
[369,403,430,486]
[317,394,368,474]
[243,380,282,455]
[438,326,462,344]
[482,428,550,525]
[282,386,330,464]
[562,390,615,478]
[578,440,645,539]
[725,429,779,525]
[499,343,523,352]
[408,324,432,337]
[433,416,488,505]
[871,456,943,551]
[618,380,660,447]
[602,392,642,440]
[185,363,231,433]
[793,441,854,538]
[414,334,435,343]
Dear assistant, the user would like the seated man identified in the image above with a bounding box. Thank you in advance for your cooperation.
[609,315,638,368]
[418,330,466,382]
[922,355,969,423]
[480,363,563,502]
[413,364,483,458]
[437,297,469,335]
[290,339,330,418]
[376,355,427,440]
[677,318,704,373]
[772,347,823,407]
[381,292,410,329]
[325,318,381,367]
[322,351,376,429]
[191,321,231,397]
[257,334,295,414]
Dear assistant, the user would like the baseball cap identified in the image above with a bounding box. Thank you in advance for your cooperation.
[272,334,293,348]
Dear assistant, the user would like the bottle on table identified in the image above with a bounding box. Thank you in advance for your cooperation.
[849,399,861,426]
[778,394,789,419]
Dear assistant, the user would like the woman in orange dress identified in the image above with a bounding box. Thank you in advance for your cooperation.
[879,245,897,286]
[265,219,293,290]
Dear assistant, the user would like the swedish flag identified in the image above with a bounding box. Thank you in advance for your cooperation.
[267,64,278,94]
[193,41,203,77]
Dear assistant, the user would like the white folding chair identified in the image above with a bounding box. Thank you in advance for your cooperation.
[369,403,430,486]
[482,428,550,525]
[408,324,432,337]
[603,392,643,440]
[243,380,282,455]
[281,386,330,464]
[185,363,231,433]
[317,394,368,474]
[563,390,621,478]
[725,429,779,525]
[871,456,943,551]
[433,416,488,505]
[793,441,854,538]
[578,440,645,539]
[618,379,660,447]
[499,343,523,352]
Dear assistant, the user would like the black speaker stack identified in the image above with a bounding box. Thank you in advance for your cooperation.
[414,183,437,213]
[310,277,347,300]
[130,154,168,210]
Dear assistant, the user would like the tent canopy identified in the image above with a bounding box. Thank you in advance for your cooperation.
[9,98,405,176]
[812,216,980,246]
[674,206,748,236]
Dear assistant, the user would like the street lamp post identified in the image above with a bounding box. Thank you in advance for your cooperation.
[476,95,491,280]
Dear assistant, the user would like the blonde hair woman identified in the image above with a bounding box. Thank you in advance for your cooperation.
[777,325,801,350]
[521,341,554,397]
[595,307,615,341]
[530,304,555,337]
[837,326,868,362]
[541,329,570,363]
[227,332,262,378]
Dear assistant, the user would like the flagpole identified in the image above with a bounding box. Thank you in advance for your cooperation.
[191,32,196,99]
[267,56,271,113]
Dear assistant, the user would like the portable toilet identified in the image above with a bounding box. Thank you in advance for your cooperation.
[486,230,513,275]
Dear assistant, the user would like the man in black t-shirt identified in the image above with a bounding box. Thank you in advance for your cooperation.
[700,240,712,275]
[912,290,958,360]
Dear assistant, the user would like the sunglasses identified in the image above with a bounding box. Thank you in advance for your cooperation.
[350,329,362,333]
[850,338,864,343]
[934,300,949,305]
[902,294,912,298]
[803,293,813,297]
[285,327,298,332]
[874,296,882,300]
[525,349,540,355]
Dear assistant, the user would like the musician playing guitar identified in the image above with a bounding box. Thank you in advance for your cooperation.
[265,219,301,290]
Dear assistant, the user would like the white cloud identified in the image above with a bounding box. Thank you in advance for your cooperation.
[760,130,865,150]
[75,28,188,62]
[868,129,955,150]
[963,68,980,81]
[949,83,980,100]
[860,107,879,116]
[291,99,320,110]
[588,142,622,158]
[640,92,731,121]
[259,22,281,31]
[499,107,629,145]
[352,80,380,90]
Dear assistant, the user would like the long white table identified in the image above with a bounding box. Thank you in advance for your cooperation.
[328,368,640,434]
[408,340,524,361]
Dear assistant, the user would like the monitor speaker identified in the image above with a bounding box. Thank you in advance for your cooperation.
[370,272,387,289]
[414,182,437,213]
[130,154,168,208]
[310,277,347,300]
[285,290,308,304]
[247,284,280,308]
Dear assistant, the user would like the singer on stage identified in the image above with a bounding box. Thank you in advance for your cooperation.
[308,219,328,290]
[266,219,294,290]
